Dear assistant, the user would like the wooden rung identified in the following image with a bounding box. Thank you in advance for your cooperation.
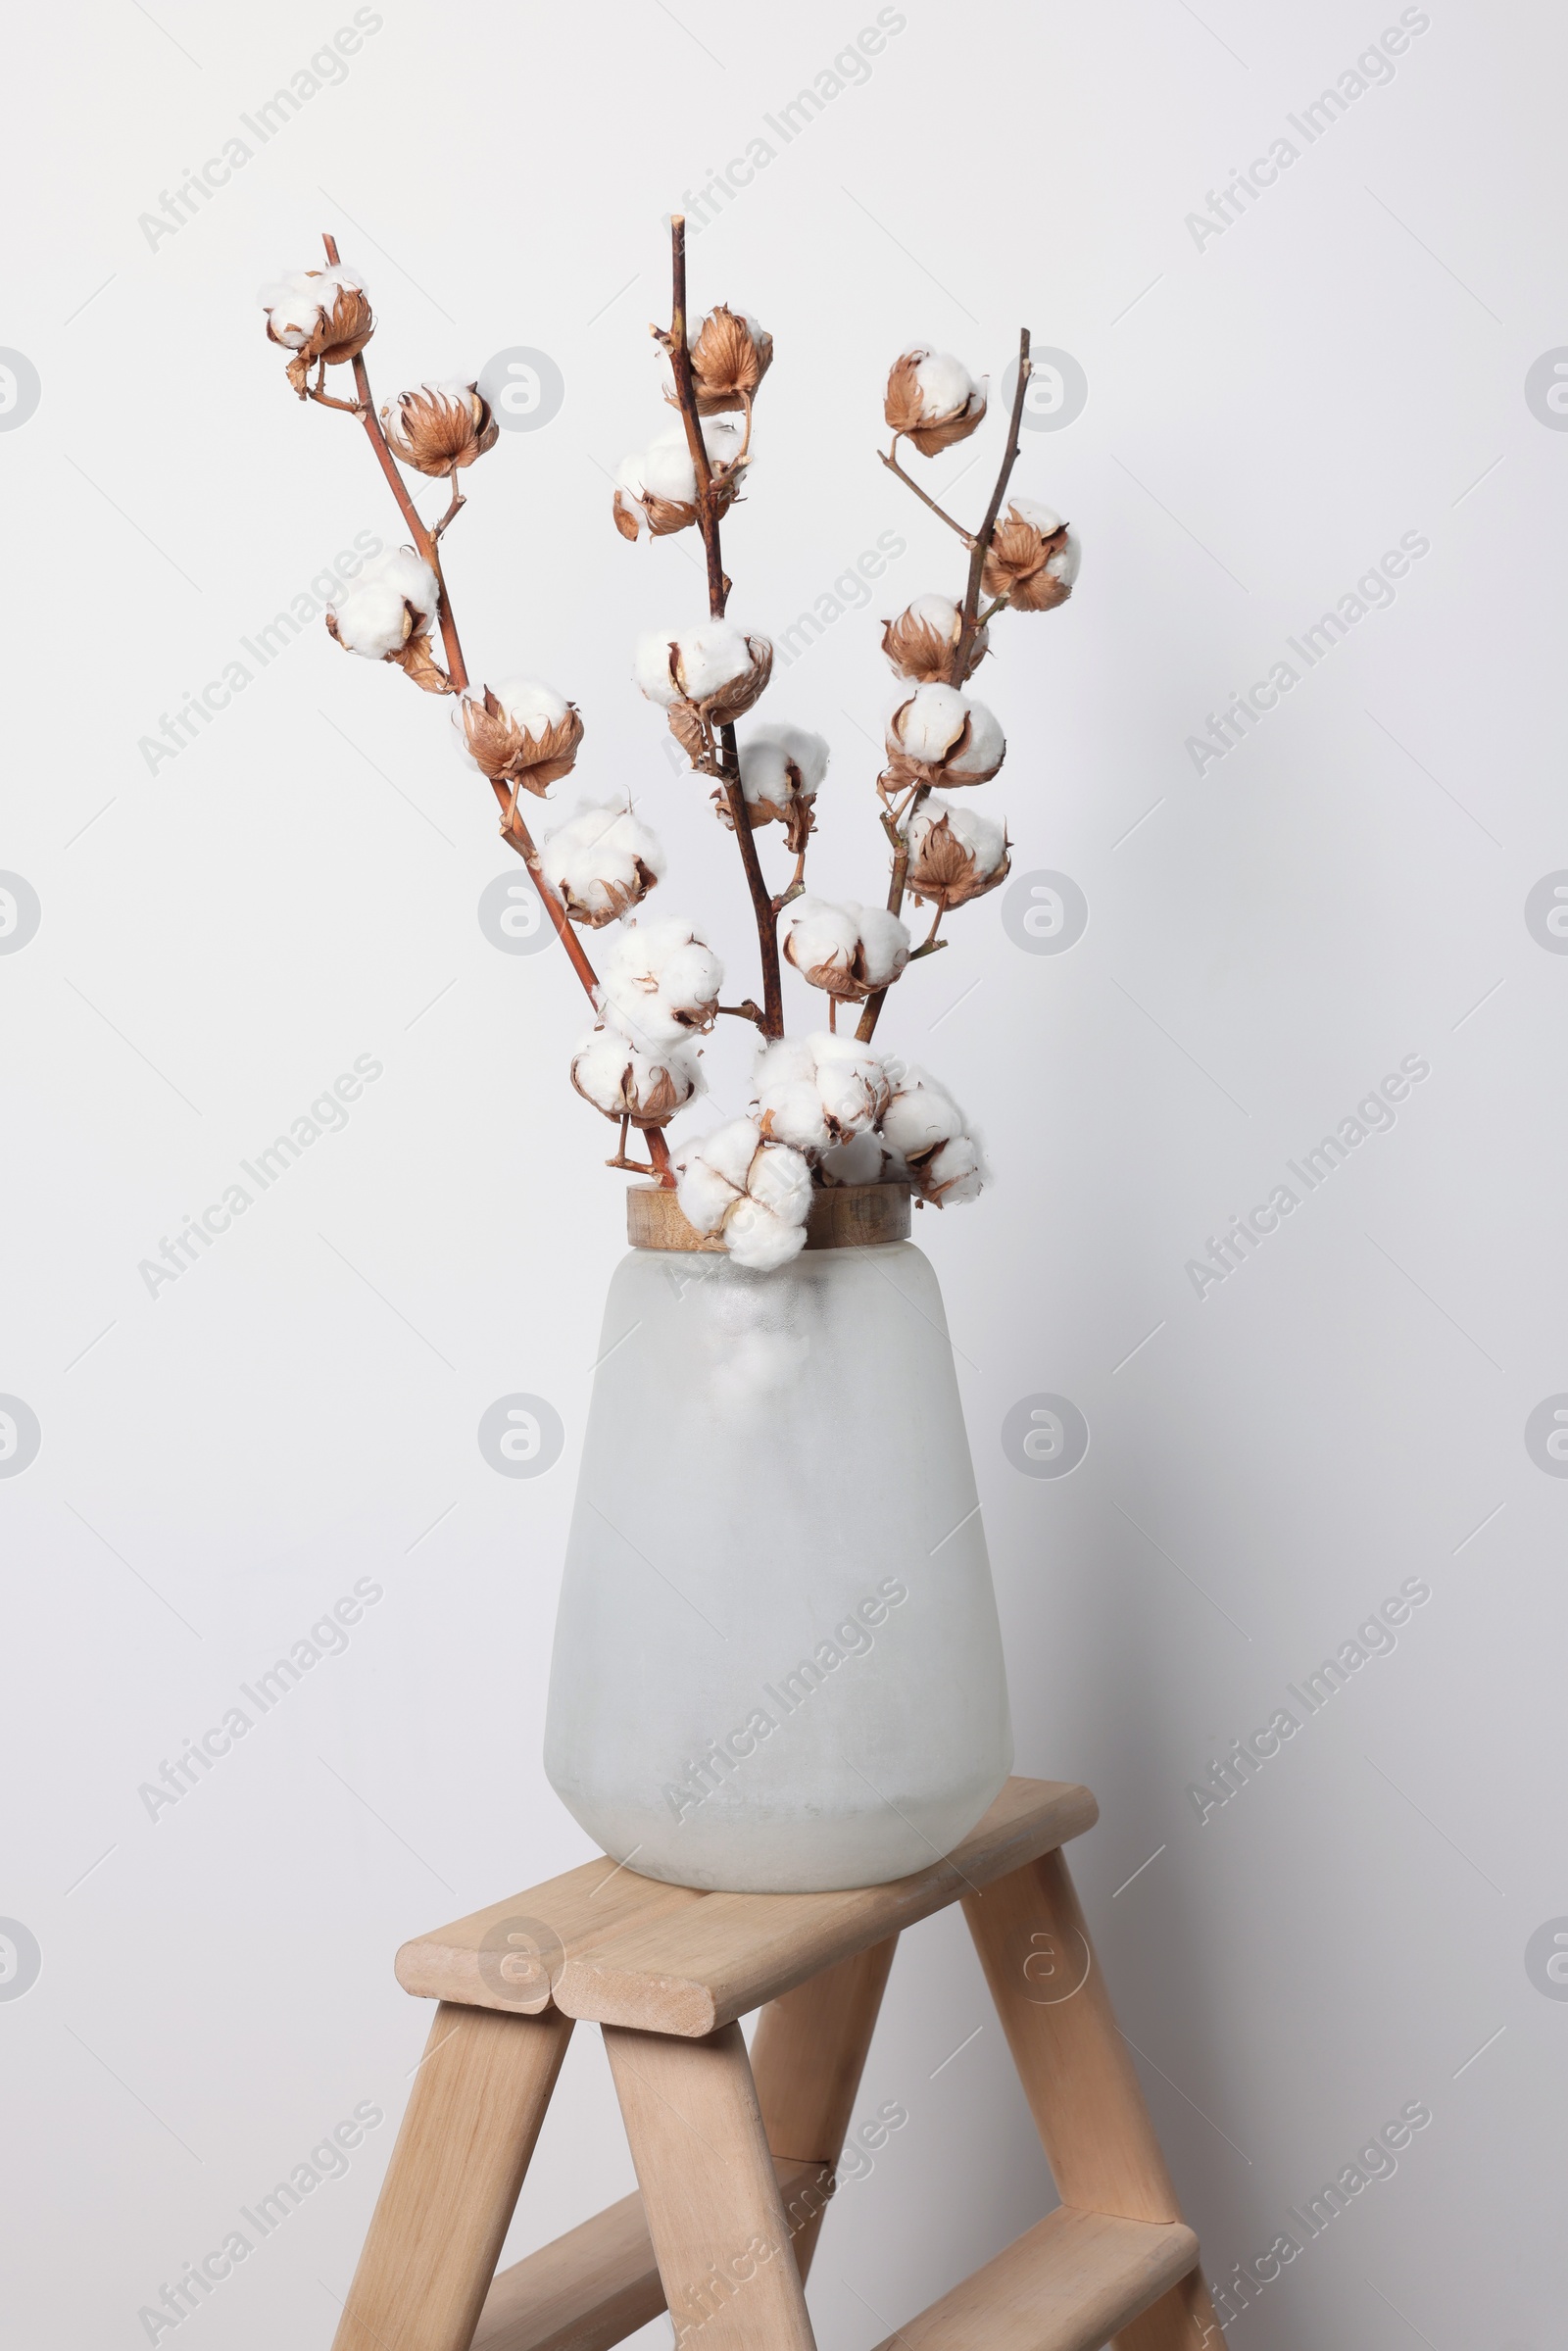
[472,2156,832,2351]
[865,2208,1200,2351]
[555,1778,1098,2035]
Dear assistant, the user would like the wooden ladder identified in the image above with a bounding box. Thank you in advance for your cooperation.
[329,1779,1222,2351]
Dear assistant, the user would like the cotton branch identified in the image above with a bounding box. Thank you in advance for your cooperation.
[663,217,785,1039]
[855,329,1032,1049]
[318,233,666,1180]
[320,232,469,693]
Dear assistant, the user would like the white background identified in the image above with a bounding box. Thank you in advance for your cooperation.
[2,2,1564,2345]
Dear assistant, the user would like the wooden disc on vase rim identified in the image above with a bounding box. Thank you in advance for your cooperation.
[626,1181,912,1253]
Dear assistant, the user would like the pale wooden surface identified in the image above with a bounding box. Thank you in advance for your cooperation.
[330,2002,571,2351]
[1111,2266,1225,2350]
[625,1179,911,1254]
[556,1777,1098,2034]
[750,1935,898,2275]
[863,2207,1200,2351]
[963,1849,1221,2351]
[605,2021,818,2351]
[396,1855,704,2014]
[472,2155,830,2351]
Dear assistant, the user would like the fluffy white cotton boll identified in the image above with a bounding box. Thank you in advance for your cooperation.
[631,633,686,709]
[746,1139,813,1224]
[910,796,1007,873]
[751,1039,827,1153]
[1047,531,1083,588]
[810,1033,891,1135]
[889,682,969,763]
[854,906,913,989]
[723,1199,808,1272]
[911,349,978,418]
[325,544,438,659]
[921,1132,987,1206]
[818,1130,887,1187]
[539,801,665,924]
[880,1067,967,1162]
[675,1117,812,1269]
[479,679,569,739]
[944,697,1005,780]
[1008,497,1063,535]
[598,914,723,1048]
[569,1027,702,1126]
[673,620,759,704]
[617,418,746,505]
[258,265,365,345]
[738,723,829,800]
[781,898,861,991]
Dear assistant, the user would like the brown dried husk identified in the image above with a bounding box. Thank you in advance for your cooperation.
[981,507,1074,611]
[386,630,453,695]
[881,606,989,684]
[270,277,373,390]
[905,812,1011,909]
[689,305,773,413]
[461,688,583,792]
[883,353,987,455]
[383,384,500,476]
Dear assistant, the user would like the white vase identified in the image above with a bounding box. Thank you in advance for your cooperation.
[543,1193,1013,1892]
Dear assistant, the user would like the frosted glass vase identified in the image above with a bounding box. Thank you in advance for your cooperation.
[543,1191,1012,1892]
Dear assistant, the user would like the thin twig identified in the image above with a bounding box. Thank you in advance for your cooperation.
[879,439,974,542]
[717,1000,766,1028]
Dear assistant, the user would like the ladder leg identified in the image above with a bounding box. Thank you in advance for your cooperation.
[750,1935,898,2278]
[962,1849,1222,2351]
[331,2001,573,2351]
[605,2020,817,2351]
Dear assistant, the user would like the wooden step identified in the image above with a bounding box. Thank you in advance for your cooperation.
[865,2208,1200,2351]
[555,1778,1098,2035]
[472,2156,832,2351]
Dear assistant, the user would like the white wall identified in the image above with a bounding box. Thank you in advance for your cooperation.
[2,3,1562,2345]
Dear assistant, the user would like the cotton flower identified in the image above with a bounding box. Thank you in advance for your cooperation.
[721,722,828,854]
[879,1066,986,1206]
[597,913,723,1050]
[688,306,773,413]
[452,680,583,795]
[751,1033,891,1156]
[905,798,1010,911]
[881,594,989,685]
[782,898,910,1005]
[884,684,1004,789]
[570,1026,703,1127]
[817,1130,892,1187]
[633,621,773,765]
[675,1115,812,1272]
[538,801,665,927]
[260,266,373,391]
[980,499,1081,612]
[325,545,446,690]
[883,347,987,456]
[381,381,498,476]
[612,416,747,541]
[919,1132,986,1206]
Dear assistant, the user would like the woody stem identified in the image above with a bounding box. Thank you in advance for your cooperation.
[321,231,468,693]
[667,215,784,1040]
[855,783,931,1045]
[952,327,1031,686]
